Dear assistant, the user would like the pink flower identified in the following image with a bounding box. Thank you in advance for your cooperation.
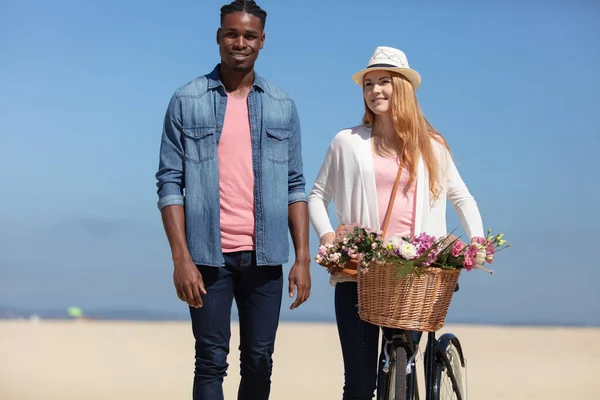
[463,255,475,271]
[463,245,479,271]
[451,241,466,257]
[318,246,329,257]
[472,236,487,246]
[336,223,360,237]
[486,242,495,255]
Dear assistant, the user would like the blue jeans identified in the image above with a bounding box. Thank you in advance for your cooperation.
[189,251,283,400]
[335,282,422,400]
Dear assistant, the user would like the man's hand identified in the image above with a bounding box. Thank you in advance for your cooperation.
[173,257,207,308]
[287,200,311,310]
[288,260,311,310]
[160,205,207,307]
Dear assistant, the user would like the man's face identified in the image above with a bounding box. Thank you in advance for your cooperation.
[217,12,265,72]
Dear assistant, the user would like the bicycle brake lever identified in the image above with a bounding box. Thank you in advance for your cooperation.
[382,340,391,373]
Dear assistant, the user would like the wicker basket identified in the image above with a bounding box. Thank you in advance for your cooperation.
[357,263,461,332]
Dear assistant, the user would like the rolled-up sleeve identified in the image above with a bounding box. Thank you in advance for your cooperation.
[287,100,307,205]
[155,93,185,210]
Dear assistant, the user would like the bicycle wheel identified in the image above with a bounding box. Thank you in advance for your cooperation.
[436,341,467,400]
[383,345,407,400]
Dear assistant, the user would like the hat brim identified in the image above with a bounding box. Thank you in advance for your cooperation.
[352,67,421,90]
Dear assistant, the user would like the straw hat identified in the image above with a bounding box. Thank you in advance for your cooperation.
[352,46,421,90]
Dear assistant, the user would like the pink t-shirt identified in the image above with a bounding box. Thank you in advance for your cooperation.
[218,94,255,252]
[373,155,417,241]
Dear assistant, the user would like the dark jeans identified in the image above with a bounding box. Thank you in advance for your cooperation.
[189,251,283,400]
[335,282,422,400]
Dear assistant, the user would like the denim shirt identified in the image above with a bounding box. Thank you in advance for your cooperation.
[155,65,307,267]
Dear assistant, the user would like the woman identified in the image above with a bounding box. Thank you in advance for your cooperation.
[308,46,485,399]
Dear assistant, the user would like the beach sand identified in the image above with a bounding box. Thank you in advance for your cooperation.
[1,320,599,399]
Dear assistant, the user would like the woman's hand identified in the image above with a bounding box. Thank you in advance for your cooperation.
[320,232,335,245]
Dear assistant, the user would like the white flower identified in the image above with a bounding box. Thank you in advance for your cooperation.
[399,242,417,260]
[329,252,342,263]
[386,236,403,250]
[475,249,486,265]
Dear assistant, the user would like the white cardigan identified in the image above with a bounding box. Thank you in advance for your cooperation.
[308,125,484,283]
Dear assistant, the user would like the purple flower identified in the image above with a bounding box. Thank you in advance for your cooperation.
[424,246,441,266]
[411,232,436,257]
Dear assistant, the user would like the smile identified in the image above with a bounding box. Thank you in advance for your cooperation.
[230,53,250,59]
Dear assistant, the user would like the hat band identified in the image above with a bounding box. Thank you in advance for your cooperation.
[367,63,400,69]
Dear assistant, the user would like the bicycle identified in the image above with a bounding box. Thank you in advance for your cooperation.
[380,285,467,400]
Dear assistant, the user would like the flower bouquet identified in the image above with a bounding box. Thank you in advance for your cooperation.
[381,228,510,279]
[315,225,510,331]
[315,224,385,277]
[316,225,510,279]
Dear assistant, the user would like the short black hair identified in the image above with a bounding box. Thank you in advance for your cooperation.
[220,0,267,29]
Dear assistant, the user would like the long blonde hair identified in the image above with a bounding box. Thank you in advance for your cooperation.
[362,72,450,200]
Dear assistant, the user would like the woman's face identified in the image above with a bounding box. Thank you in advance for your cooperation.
[363,70,393,115]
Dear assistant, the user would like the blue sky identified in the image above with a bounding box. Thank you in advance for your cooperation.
[1,0,599,325]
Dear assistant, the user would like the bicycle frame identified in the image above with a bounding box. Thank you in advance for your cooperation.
[383,331,464,400]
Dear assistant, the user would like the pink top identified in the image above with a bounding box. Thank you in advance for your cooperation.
[218,94,255,252]
[372,155,417,241]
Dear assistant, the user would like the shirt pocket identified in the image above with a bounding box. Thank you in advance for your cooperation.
[265,128,291,163]
[182,127,216,163]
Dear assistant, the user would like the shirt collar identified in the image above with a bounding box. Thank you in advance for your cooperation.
[207,64,266,92]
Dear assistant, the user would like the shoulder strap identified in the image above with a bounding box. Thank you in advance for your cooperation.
[380,166,403,237]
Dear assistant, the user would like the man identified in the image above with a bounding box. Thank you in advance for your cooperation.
[155,1,311,399]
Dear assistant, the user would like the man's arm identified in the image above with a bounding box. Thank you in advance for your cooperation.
[288,201,311,309]
[287,100,311,310]
[156,94,206,308]
[161,205,206,308]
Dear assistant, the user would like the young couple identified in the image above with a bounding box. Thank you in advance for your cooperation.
[155,1,484,399]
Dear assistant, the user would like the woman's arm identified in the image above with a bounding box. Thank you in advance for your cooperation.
[443,148,485,240]
[308,144,337,243]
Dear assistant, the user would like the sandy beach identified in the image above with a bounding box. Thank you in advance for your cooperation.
[1,320,598,399]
